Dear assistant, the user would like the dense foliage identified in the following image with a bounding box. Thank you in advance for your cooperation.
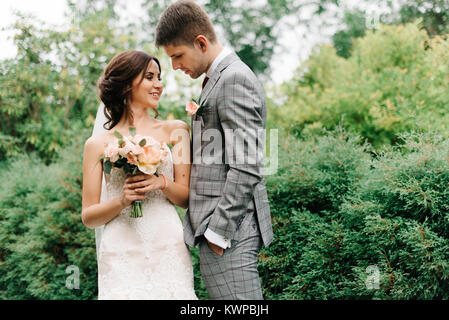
[260,130,449,299]
[273,22,449,148]
[333,0,449,59]
[0,9,134,162]
[0,129,95,299]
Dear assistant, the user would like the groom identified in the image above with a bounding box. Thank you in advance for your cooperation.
[156,0,273,300]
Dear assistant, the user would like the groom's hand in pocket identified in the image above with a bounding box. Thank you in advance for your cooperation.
[207,240,224,256]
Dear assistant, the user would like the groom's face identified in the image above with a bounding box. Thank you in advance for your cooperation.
[163,43,207,79]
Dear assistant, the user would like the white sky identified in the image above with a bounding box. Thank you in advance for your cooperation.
[0,0,386,85]
[0,1,67,56]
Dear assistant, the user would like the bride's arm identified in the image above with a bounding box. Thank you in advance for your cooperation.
[81,136,145,229]
[163,121,191,208]
[126,121,191,208]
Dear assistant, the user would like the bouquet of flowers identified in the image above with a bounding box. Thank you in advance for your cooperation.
[101,126,167,218]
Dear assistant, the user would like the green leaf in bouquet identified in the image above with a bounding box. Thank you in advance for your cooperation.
[139,139,146,147]
[95,156,108,169]
[104,160,112,174]
[129,126,136,137]
[115,162,124,168]
[124,162,131,174]
[119,140,125,147]
[114,130,123,139]
[114,158,125,168]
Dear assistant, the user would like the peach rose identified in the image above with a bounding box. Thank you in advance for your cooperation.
[127,153,138,166]
[186,101,200,116]
[104,143,119,162]
[137,163,158,175]
[137,145,162,165]
[130,144,144,155]
[118,137,133,157]
[144,136,161,148]
[136,143,164,174]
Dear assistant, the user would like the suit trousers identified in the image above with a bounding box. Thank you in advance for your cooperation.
[199,200,264,300]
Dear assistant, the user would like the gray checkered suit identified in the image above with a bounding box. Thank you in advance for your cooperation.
[183,52,273,300]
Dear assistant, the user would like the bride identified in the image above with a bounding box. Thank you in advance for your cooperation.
[81,50,197,300]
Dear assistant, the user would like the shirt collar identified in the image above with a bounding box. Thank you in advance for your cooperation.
[206,47,233,78]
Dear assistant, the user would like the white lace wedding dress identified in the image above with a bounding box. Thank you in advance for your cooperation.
[97,143,197,300]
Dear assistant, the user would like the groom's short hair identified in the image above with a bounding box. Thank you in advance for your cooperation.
[155,0,217,47]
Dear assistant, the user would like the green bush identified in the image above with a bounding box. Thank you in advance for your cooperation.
[272,21,449,148]
[259,129,449,299]
[266,130,372,215]
[0,128,96,299]
[0,11,136,163]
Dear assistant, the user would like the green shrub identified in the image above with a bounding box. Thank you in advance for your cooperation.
[266,129,372,216]
[272,21,449,148]
[0,128,96,299]
[0,12,138,163]
[259,130,449,299]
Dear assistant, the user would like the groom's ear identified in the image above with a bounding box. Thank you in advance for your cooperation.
[195,35,208,52]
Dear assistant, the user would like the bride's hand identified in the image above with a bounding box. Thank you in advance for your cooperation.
[125,174,165,196]
[120,177,147,207]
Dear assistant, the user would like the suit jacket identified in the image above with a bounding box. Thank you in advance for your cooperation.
[183,52,273,248]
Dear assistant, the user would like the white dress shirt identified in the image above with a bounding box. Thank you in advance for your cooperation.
[205,47,233,79]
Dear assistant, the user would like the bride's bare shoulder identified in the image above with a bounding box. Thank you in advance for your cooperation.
[163,119,189,133]
[161,120,190,145]
[84,132,112,154]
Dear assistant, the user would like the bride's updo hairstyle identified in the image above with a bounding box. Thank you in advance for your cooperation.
[98,50,161,130]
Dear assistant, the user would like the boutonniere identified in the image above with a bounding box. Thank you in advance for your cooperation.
[186,99,206,117]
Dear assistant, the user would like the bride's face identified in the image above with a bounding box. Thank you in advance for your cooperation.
[130,59,163,109]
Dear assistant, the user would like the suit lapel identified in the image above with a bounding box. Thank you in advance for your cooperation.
[198,73,219,106]
[193,52,240,165]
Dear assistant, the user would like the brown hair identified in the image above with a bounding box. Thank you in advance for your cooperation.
[98,50,161,130]
[155,0,217,47]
